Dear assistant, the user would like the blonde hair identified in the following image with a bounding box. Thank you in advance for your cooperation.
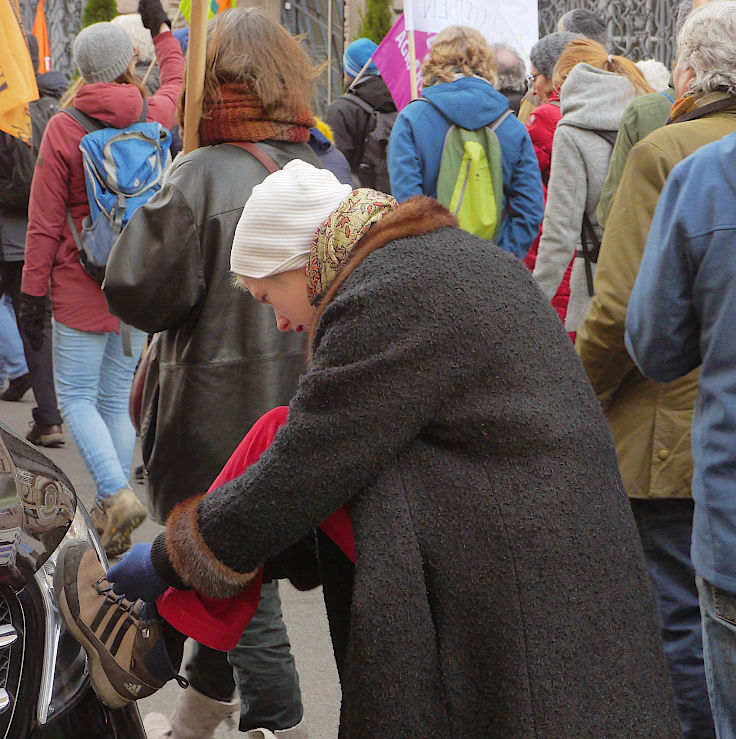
[59,67,148,109]
[421,25,498,88]
[552,38,653,96]
[178,8,317,126]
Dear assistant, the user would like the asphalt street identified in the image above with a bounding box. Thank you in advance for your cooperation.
[0,392,340,738]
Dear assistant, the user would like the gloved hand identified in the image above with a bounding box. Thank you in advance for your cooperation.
[106,542,169,604]
[17,292,47,352]
[138,0,171,36]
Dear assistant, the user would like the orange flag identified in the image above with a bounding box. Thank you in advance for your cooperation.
[0,0,39,144]
[32,0,51,73]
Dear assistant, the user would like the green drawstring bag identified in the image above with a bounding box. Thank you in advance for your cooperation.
[429,107,512,241]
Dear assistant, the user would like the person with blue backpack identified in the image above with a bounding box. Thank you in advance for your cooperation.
[387,25,544,259]
[19,0,184,558]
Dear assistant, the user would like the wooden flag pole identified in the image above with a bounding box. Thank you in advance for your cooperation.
[183,0,209,154]
[407,29,418,100]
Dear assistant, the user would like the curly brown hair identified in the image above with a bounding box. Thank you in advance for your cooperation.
[552,38,653,96]
[421,25,498,88]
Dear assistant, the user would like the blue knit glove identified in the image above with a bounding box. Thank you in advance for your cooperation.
[106,542,169,604]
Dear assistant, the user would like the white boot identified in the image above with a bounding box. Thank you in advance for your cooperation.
[246,716,309,738]
[143,685,240,739]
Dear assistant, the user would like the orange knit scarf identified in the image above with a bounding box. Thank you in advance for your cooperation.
[199,83,314,146]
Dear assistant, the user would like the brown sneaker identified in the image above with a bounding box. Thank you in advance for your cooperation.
[54,542,186,708]
[97,488,148,558]
[26,422,64,448]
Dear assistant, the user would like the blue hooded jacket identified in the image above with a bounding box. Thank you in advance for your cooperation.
[387,76,544,257]
[626,131,736,594]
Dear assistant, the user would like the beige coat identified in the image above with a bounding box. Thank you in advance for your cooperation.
[576,92,736,499]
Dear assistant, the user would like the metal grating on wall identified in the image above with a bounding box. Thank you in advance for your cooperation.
[282,0,345,116]
[538,0,679,67]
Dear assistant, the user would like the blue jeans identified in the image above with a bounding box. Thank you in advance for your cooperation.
[0,294,27,382]
[698,576,736,738]
[631,498,715,739]
[53,321,145,500]
[186,582,303,731]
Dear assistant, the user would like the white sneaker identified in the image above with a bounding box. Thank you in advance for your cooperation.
[143,712,173,738]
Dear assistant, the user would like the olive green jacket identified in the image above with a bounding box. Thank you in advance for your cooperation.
[576,92,736,499]
[596,89,674,228]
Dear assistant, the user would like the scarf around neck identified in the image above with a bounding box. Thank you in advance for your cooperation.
[306,189,397,301]
[199,83,315,146]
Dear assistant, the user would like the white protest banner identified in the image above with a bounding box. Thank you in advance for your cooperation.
[403,0,538,58]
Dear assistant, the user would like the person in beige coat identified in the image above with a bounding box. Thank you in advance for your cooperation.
[576,3,736,736]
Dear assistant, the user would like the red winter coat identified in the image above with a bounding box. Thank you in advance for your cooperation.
[22,31,184,333]
[522,90,573,327]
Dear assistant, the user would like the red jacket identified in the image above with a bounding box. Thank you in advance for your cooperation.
[22,32,184,333]
[523,90,572,326]
[157,406,355,652]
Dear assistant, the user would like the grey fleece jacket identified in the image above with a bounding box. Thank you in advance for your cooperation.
[533,63,636,330]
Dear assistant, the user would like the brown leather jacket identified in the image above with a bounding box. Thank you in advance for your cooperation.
[104,141,318,520]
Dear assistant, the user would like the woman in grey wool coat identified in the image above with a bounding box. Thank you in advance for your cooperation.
[533,38,653,332]
[59,160,681,738]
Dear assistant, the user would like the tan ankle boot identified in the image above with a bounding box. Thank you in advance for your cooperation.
[143,685,239,739]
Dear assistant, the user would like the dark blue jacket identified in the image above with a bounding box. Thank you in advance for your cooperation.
[626,131,736,594]
[308,128,352,185]
[387,76,544,257]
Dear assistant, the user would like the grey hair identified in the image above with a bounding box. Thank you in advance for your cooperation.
[557,8,608,47]
[530,32,580,79]
[111,14,155,63]
[675,0,693,34]
[490,43,526,91]
[676,0,736,95]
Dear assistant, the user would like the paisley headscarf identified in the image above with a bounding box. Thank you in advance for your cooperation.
[307,189,397,301]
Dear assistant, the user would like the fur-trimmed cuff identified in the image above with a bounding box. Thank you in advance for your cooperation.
[164,493,259,598]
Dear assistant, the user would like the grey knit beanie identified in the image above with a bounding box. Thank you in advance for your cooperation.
[73,22,134,83]
[529,32,580,79]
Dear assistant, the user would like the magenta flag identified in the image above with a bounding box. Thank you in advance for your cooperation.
[372,14,433,111]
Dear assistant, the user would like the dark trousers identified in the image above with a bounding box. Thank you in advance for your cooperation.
[185,581,303,732]
[0,260,61,426]
[631,498,716,739]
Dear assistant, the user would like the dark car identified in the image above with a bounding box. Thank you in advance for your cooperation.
[0,421,145,738]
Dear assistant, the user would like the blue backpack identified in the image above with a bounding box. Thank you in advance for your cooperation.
[63,100,172,285]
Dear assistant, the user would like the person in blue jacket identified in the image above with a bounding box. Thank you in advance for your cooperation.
[387,25,544,258]
[626,130,736,739]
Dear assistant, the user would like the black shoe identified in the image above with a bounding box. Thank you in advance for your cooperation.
[1,373,32,401]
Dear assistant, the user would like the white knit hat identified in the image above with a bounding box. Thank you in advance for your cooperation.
[231,160,353,278]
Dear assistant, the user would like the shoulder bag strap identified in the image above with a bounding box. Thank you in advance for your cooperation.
[228,141,281,174]
[667,95,736,124]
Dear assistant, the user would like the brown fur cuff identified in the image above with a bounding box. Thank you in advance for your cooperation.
[164,493,259,598]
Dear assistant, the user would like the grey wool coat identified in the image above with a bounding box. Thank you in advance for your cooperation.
[157,198,680,737]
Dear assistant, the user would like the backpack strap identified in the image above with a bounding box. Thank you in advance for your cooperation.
[342,93,380,171]
[343,92,375,117]
[62,107,107,133]
[417,97,514,133]
[227,142,281,173]
[63,98,148,133]
[576,213,601,298]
